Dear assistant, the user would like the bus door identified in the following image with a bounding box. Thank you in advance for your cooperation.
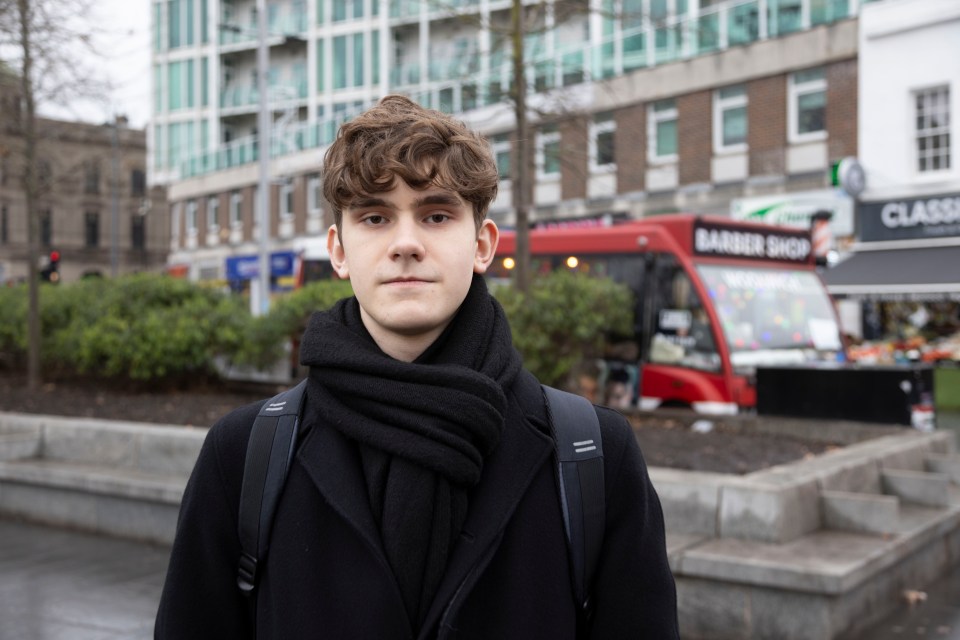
[638,253,734,413]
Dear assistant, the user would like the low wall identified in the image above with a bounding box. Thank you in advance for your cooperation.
[1,411,959,639]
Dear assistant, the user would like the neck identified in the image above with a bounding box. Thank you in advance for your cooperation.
[359,309,449,363]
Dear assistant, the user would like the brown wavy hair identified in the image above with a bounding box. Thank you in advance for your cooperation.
[323,95,499,231]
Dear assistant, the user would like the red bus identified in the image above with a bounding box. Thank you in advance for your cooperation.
[493,214,845,414]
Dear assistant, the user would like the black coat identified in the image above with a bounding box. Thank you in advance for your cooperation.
[155,370,679,639]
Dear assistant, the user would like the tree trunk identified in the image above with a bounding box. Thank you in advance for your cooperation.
[510,0,531,293]
[18,0,41,391]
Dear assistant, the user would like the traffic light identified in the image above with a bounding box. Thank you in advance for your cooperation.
[41,250,60,283]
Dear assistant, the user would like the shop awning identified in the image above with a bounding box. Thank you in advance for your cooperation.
[822,245,960,301]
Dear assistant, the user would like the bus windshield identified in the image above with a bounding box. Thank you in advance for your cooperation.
[696,264,843,371]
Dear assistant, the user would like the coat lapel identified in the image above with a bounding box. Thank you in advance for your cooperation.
[294,418,410,599]
[418,382,554,638]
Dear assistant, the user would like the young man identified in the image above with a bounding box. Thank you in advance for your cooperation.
[155,95,679,639]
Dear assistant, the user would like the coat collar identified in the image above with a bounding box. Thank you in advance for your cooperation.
[295,371,554,638]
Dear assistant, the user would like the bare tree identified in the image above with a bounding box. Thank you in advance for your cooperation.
[421,0,645,291]
[0,0,107,390]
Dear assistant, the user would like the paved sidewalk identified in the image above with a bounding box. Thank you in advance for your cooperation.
[847,566,960,639]
[0,518,170,640]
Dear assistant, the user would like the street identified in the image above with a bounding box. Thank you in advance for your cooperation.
[0,519,169,640]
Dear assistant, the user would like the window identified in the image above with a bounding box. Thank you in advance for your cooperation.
[131,169,146,197]
[1,206,7,244]
[714,85,748,152]
[131,216,145,250]
[649,255,720,372]
[185,200,198,235]
[768,0,802,36]
[332,0,362,22]
[307,174,322,215]
[84,162,100,195]
[41,210,52,247]
[280,181,295,219]
[332,33,364,89]
[537,125,561,178]
[591,112,616,170]
[230,191,243,227]
[84,212,100,248]
[648,99,678,162]
[168,0,181,48]
[167,60,195,111]
[153,2,163,52]
[789,68,827,142]
[915,86,951,173]
[207,196,220,232]
[201,57,209,107]
[491,134,511,180]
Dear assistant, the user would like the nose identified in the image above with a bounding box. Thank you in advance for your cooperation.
[388,217,425,261]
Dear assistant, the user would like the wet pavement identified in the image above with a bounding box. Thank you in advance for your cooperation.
[1,413,959,639]
[0,518,169,640]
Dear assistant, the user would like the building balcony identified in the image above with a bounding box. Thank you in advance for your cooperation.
[219,81,309,114]
[218,9,308,51]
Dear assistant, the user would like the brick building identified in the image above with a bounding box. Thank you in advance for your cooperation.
[153,0,866,284]
[0,73,169,284]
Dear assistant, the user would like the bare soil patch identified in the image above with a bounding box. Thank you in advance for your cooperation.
[0,371,836,474]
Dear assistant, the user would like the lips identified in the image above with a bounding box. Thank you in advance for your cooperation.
[384,277,432,285]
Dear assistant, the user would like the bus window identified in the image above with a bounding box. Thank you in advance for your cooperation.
[648,255,721,372]
[696,264,842,370]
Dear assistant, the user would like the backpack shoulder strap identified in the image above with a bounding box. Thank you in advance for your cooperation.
[542,384,606,616]
[236,378,308,594]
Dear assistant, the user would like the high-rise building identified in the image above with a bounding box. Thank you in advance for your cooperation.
[151,0,868,287]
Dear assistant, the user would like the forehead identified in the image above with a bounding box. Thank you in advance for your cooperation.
[345,181,466,210]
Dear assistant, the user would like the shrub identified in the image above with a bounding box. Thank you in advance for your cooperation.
[59,274,251,382]
[0,284,29,367]
[234,279,354,369]
[494,271,633,389]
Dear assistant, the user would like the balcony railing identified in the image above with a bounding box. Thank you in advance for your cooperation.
[173,0,859,179]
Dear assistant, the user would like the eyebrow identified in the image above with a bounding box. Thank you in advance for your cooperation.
[348,192,464,211]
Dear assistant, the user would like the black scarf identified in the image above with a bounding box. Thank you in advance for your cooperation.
[298,274,523,630]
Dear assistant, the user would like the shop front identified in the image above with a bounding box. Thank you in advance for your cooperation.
[225,251,298,295]
[823,192,960,376]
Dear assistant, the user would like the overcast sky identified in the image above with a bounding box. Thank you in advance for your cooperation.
[38,0,152,129]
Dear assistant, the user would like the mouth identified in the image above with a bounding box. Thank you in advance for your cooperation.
[384,277,432,285]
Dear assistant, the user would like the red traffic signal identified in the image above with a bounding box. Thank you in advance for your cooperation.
[49,250,60,263]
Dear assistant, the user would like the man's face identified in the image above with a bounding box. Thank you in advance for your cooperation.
[328,179,498,361]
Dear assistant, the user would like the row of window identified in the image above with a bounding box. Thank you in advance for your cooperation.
[0,162,146,198]
[517,68,827,179]
[0,207,147,251]
[155,31,380,116]
[180,175,325,237]
[155,0,383,52]
[155,0,210,52]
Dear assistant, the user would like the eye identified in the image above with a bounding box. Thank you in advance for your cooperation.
[362,214,387,225]
[426,212,450,224]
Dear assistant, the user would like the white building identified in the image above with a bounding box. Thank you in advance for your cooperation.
[150,0,871,288]
[824,0,960,339]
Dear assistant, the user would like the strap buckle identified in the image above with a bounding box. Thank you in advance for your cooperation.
[237,551,258,593]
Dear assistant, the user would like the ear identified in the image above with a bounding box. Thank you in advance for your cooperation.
[473,219,499,274]
[327,224,350,279]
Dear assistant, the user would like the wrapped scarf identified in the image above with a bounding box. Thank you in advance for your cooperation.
[298,274,523,631]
